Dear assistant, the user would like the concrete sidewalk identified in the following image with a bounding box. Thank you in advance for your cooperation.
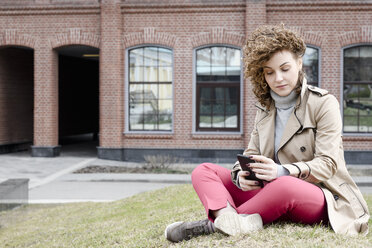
[0,143,371,203]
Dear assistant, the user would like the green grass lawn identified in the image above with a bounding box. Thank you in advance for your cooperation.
[0,184,371,248]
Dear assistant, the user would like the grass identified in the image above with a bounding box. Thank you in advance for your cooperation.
[0,184,371,248]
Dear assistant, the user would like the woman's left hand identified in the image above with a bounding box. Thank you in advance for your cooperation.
[249,155,278,182]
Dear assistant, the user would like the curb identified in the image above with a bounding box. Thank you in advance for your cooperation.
[56,173,372,187]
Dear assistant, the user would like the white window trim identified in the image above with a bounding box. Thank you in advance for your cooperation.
[192,44,243,135]
[124,44,175,134]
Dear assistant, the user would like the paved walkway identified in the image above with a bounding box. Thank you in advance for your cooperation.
[0,141,371,203]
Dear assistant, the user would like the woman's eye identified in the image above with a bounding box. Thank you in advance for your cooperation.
[265,71,273,75]
[282,68,289,72]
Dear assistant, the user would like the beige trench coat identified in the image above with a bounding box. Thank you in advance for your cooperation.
[231,80,369,235]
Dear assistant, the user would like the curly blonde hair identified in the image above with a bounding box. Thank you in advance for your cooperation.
[243,24,306,108]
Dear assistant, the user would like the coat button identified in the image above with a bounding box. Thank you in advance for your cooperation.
[334,195,339,201]
[300,146,306,152]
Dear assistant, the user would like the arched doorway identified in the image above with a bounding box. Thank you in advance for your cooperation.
[56,45,99,156]
[0,46,34,154]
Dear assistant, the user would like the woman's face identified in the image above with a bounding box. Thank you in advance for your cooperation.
[263,50,303,97]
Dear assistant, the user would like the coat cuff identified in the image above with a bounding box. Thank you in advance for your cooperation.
[231,161,241,187]
[282,162,310,179]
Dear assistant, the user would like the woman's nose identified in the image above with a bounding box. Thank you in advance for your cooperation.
[275,72,283,82]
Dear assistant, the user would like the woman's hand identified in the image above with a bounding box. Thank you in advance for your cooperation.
[249,155,278,182]
[237,170,261,191]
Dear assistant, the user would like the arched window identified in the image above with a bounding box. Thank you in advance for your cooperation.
[343,45,372,133]
[128,46,173,131]
[303,46,320,87]
[195,46,241,132]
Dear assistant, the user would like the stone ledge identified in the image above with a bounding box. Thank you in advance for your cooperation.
[0,178,29,211]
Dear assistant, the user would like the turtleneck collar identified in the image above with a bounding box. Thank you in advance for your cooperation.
[270,89,298,110]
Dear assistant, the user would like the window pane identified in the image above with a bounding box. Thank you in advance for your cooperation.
[158,99,172,114]
[159,114,172,130]
[197,66,210,76]
[343,116,358,132]
[144,114,157,130]
[200,100,211,114]
[211,47,226,66]
[360,48,372,81]
[129,84,143,101]
[226,102,237,115]
[343,83,372,133]
[227,87,238,100]
[159,67,172,81]
[226,48,241,67]
[129,67,144,82]
[143,84,158,100]
[129,48,143,66]
[199,116,211,128]
[144,47,158,66]
[130,114,143,130]
[159,84,172,99]
[143,101,157,114]
[144,66,158,82]
[344,57,359,81]
[360,46,372,58]
[225,115,238,128]
[211,66,225,76]
[360,116,372,132]
[345,47,359,58]
[159,48,172,66]
[226,66,241,76]
[212,101,224,115]
[129,102,144,115]
[197,48,211,67]
[212,115,225,128]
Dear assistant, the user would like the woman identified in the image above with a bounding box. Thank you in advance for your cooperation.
[165,24,369,243]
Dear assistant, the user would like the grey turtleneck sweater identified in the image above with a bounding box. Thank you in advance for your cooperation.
[270,89,298,177]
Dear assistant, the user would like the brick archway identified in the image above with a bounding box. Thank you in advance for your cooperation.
[338,26,372,47]
[0,29,36,48]
[49,28,100,49]
[289,26,323,47]
[123,27,178,48]
[191,27,245,48]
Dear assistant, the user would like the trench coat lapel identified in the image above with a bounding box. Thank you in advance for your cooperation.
[277,79,308,152]
[277,110,302,151]
[256,104,276,160]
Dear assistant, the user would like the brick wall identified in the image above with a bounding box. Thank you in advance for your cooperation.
[0,0,371,157]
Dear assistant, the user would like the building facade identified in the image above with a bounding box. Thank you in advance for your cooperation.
[0,0,371,163]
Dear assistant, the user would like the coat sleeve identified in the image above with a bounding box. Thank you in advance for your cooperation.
[231,109,262,186]
[282,94,341,183]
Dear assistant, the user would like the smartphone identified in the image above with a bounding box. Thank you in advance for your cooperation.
[237,154,264,187]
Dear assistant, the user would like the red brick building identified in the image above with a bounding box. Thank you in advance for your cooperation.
[0,0,371,163]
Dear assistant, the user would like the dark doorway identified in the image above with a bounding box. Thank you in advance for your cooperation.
[57,45,99,155]
[0,46,34,154]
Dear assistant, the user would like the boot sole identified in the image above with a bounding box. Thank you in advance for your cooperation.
[214,212,263,236]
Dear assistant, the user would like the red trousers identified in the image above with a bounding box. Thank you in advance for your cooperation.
[192,163,328,225]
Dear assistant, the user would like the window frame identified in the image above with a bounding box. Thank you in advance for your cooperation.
[341,43,372,136]
[124,44,174,134]
[193,44,243,134]
[304,45,321,87]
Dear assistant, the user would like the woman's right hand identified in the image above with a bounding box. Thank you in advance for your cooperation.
[238,170,261,191]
